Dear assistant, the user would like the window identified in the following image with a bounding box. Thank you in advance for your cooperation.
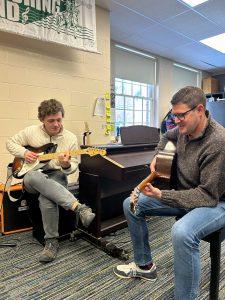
[111,43,157,132]
[114,78,155,128]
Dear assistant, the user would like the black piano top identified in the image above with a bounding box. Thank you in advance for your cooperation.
[80,143,156,181]
[81,143,156,153]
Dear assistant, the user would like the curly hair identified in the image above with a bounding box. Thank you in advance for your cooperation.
[171,86,206,109]
[38,99,65,121]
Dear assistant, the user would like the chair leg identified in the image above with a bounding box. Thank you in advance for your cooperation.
[209,238,221,300]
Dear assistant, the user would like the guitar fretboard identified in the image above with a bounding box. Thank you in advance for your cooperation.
[38,149,106,161]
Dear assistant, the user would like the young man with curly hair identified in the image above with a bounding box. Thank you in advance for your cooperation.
[6,99,95,263]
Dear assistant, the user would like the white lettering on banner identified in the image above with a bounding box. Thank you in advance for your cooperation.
[7,1,19,21]
[52,0,60,14]
[24,0,35,8]
[35,0,41,10]
[0,0,79,21]
[0,0,6,18]
[42,0,51,13]
[0,0,97,52]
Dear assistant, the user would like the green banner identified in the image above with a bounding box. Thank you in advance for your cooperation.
[0,0,97,52]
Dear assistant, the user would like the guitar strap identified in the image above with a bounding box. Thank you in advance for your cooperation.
[5,164,24,202]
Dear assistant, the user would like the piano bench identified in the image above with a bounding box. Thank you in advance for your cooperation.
[175,216,225,300]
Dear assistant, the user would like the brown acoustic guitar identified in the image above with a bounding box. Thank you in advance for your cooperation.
[130,141,176,213]
[12,143,106,179]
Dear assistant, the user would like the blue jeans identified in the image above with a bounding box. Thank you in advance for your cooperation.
[23,170,77,239]
[123,195,225,300]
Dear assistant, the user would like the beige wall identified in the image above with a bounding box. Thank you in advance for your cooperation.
[0,6,111,182]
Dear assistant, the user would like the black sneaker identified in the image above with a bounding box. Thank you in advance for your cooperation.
[113,262,157,281]
[76,203,95,228]
[39,238,59,263]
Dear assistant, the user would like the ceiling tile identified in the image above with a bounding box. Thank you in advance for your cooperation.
[201,53,225,69]
[163,10,224,40]
[195,0,225,28]
[167,42,219,61]
[110,0,189,22]
[136,24,193,48]
[110,4,156,35]
[96,0,225,73]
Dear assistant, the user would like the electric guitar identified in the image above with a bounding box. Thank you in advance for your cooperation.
[12,143,106,179]
[130,141,176,213]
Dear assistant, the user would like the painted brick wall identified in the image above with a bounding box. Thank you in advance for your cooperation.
[0,6,110,183]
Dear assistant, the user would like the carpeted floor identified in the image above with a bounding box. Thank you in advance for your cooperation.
[0,216,224,300]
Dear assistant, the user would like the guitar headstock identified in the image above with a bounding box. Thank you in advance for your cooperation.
[84,147,107,156]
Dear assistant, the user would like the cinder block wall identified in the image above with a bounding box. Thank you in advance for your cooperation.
[0,6,110,183]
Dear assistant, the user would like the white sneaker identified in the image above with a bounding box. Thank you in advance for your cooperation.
[113,262,157,281]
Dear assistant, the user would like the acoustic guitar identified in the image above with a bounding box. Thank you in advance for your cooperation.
[130,141,176,213]
[12,143,106,179]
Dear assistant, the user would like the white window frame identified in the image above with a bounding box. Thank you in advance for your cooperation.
[113,78,155,129]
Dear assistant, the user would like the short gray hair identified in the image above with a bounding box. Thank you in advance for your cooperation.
[171,86,206,109]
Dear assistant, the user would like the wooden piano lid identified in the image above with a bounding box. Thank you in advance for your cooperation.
[80,144,156,181]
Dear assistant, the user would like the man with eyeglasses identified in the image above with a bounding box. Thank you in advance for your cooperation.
[113,86,225,300]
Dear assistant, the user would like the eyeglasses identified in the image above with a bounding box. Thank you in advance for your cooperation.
[172,105,197,121]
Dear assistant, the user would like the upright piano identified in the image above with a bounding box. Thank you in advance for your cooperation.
[79,143,157,240]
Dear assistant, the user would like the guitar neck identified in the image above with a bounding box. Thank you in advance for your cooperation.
[138,171,159,191]
[38,150,86,161]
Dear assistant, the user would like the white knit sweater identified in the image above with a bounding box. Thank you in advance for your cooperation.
[6,124,78,175]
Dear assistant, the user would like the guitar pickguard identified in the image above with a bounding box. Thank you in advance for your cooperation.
[16,152,47,178]
[12,143,57,179]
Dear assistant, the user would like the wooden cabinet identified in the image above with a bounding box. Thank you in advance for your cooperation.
[202,77,219,94]
[78,144,156,239]
[79,172,132,238]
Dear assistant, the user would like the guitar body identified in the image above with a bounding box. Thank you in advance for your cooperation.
[130,141,177,213]
[12,143,58,179]
[153,149,177,190]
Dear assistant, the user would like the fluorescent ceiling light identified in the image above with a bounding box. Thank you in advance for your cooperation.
[200,33,225,53]
[115,44,156,59]
[174,63,199,73]
[181,0,208,7]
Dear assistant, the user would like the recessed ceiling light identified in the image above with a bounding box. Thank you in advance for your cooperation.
[181,0,208,7]
[200,33,225,53]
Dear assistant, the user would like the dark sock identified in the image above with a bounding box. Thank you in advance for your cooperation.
[139,263,153,270]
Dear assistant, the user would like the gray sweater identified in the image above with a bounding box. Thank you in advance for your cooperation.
[156,115,225,209]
